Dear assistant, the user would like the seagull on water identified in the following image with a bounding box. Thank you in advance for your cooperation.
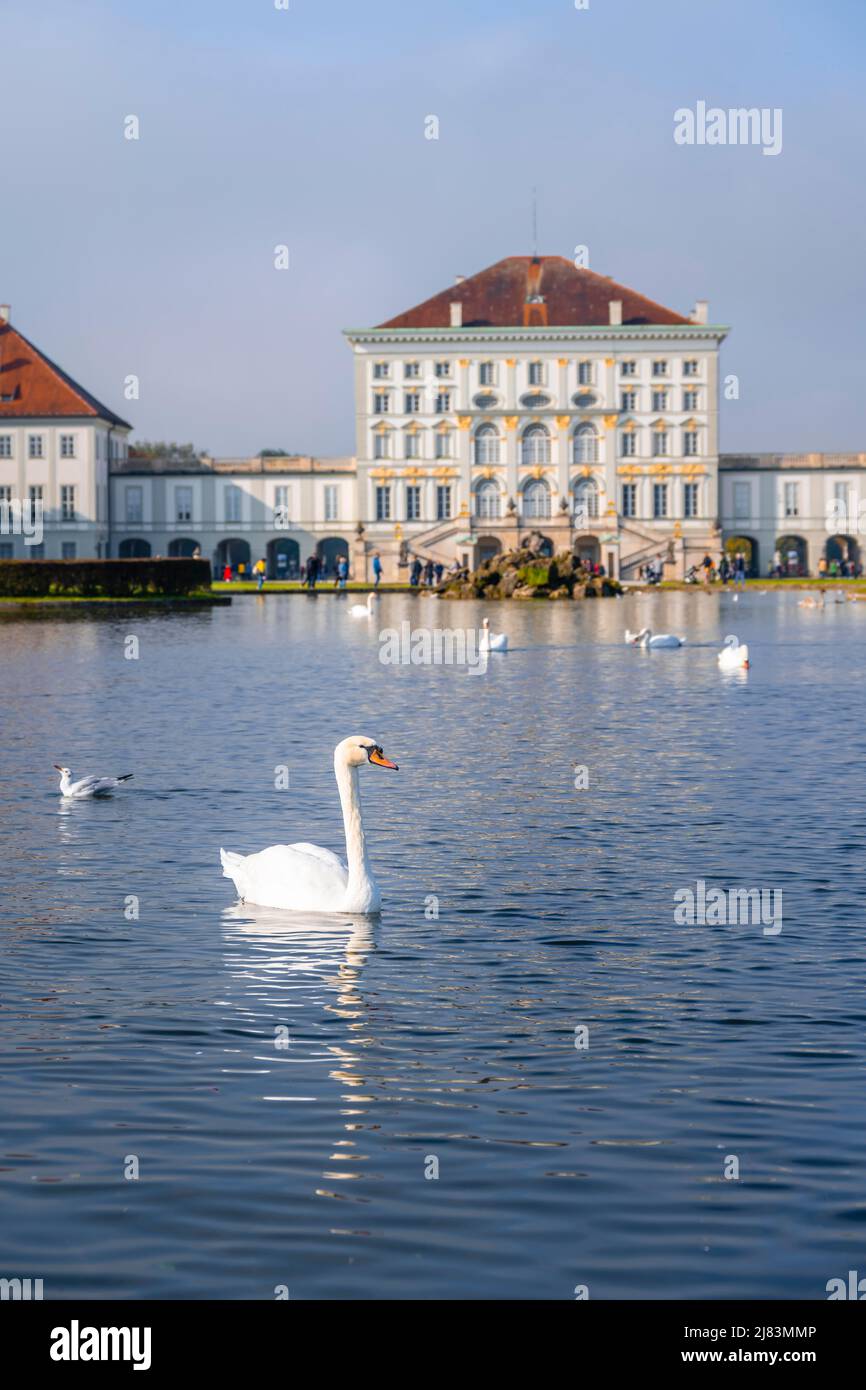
[54,765,134,798]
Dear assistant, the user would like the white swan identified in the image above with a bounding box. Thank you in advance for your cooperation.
[718,634,750,670]
[349,591,375,618]
[625,627,684,649]
[220,736,398,913]
[480,617,508,652]
[54,764,133,798]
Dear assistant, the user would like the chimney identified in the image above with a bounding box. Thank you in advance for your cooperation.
[0,305,9,323]
[450,301,463,327]
[454,274,465,285]
[609,299,622,326]
[692,300,708,324]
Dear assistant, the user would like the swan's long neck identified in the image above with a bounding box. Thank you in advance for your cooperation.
[335,756,372,894]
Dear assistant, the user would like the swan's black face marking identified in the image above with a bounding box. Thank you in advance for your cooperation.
[365,743,399,771]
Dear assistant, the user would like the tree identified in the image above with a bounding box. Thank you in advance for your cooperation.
[130,441,206,460]
[257,448,295,458]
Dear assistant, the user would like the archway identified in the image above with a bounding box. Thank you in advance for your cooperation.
[775,534,807,576]
[267,536,300,579]
[168,537,199,558]
[575,536,601,568]
[118,538,151,558]
[825,534,860,571]
[476,536,502,567]
[215,537,251,577]
[316,536,349,577]
[724,534,759,577]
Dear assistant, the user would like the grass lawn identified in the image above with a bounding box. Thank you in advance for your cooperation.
[650,578,866,593]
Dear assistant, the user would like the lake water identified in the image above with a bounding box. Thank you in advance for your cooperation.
[2,589,865,1300]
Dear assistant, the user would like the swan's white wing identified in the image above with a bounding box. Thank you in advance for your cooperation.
[220,842,348,912]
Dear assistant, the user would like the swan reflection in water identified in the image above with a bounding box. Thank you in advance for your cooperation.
[219,903,377,1195]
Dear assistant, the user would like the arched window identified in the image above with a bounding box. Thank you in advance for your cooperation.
[573,424,598,464]
[474,424,499,465]
[475,479,500,520]
[574,477,599,519]
[523,478,550,519]
[521,424,550,466]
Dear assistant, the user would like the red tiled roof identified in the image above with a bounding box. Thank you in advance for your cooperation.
[0,318,132,427]
[377,255,693,330]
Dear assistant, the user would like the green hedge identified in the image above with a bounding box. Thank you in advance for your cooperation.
[0,558,212,597]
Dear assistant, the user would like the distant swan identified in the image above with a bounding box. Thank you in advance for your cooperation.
[480,617,508,652]
[625,627,684,649]
[798,593,824,609]
[349,592,376,618]
[220,736,398,913]
[718,634,750,670]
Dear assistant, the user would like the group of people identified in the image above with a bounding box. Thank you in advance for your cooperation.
[408,556,446,588]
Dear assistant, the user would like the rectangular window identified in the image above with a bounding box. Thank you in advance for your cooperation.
[0,435,12,457]
[373,362,389,379]
[29,543,44,558]
[62,541,77,559]
[373,392,390,414]
[652,390,668,411]
[621,483,637,517]
[683,389,699,410]
[406,485,421,521]
[434,430,452,459]
[652,360,668,376]
[324,484,339,521]
[620,390,637,411]
[436,485,452,520]
[434,392,451,414]
[373,432,390,459]
[0,484,11,504]
[653,483,668,518]
[683,431,699,457]
[59,434,76,458]
[620,432,636,457]
[225,484,242,522]
[28,434,44,458]
[125,485,143,523]
[434,361,451,378]
[404,432,420,459]
[528,361,544,385]
[684,482,699,518]
[0,542,13,559]
[375,485,391,521]
[29,484,43,505]
[784,481,799,517]
[175,486,193,522]
[733,481,751,520]
[652,431,668,456]
[683,359,699,376]
[404,361,420,379]
[61,485,76,520]
[620,360,637,377]
[274,484,290,526]
[578,361,593,385]
[479,361,495,385]
[404,392,421,414]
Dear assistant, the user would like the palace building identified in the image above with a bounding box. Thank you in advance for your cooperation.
[344,255,728,580]
[2,276,863,579]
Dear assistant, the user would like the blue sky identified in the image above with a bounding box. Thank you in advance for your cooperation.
[2,0,864,454]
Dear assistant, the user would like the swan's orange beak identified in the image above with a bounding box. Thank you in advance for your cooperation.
[369,749,399,770]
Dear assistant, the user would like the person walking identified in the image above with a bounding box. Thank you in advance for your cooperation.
[223,563,232,583]
[434,562,444,586]
[372,552,383,588]
[734,550,746,589]
[255,557,266,591]
[424,559,434,587]
[337,556,349,589]
[306,554,319,590]
[410,556,422,587]
[701,552,713,585]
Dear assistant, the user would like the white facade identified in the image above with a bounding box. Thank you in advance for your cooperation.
[721,454,866,575]
[0,417,129,560]
[344,322,728,580]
